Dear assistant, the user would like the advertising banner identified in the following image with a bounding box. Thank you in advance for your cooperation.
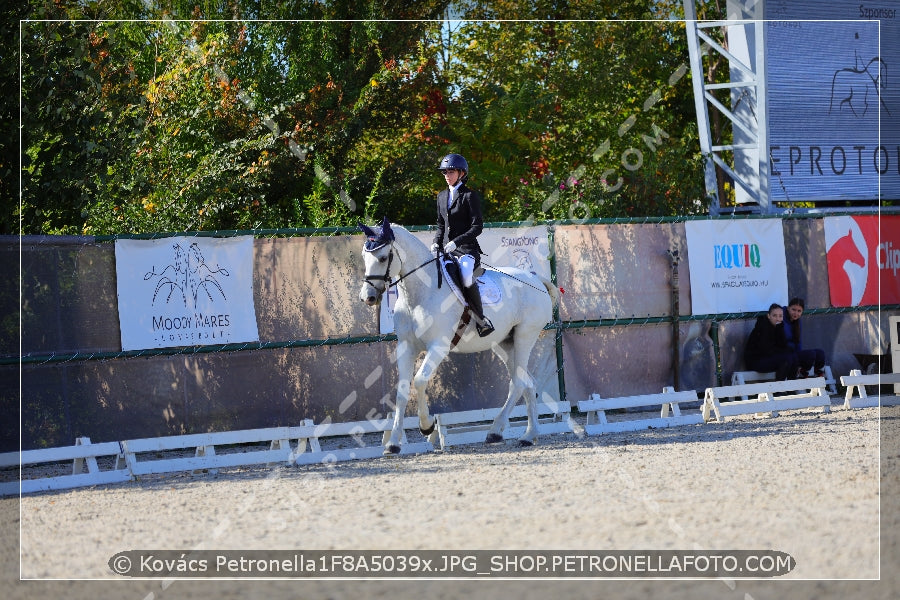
[115,236,259,351]
[763,3,899,201]
[685,219,788,315]
[824,215,900,306]
[379,226,550,334]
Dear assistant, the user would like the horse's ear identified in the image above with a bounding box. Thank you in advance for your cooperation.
[358,221,376,238]
[380,216,394,241]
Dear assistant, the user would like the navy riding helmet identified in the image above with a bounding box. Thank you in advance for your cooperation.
[437,153,468,173]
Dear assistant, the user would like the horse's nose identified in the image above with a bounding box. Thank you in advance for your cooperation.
[360,284,378,306]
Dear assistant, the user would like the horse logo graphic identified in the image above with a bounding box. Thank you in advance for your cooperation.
[829,45,891,118]
[144,242,230,307]
[824,219,868,307]
[513,249,536,273]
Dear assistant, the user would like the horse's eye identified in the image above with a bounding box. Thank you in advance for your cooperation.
[378,256,387,263]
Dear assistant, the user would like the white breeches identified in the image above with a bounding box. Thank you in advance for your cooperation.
[458,254,476,287]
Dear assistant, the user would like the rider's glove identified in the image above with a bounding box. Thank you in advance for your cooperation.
[430,243,440,254]
[444,240,457,253]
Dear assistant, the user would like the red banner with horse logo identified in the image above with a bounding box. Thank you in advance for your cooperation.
[824,215,900,307]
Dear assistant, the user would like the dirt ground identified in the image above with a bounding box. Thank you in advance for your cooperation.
[2,404,898,600]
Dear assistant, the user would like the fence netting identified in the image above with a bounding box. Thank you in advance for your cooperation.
[4,216,892,450]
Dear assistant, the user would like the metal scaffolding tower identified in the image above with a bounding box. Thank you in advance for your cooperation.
[684,1,771,215]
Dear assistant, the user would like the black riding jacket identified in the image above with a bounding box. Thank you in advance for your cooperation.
[433,183,485,260]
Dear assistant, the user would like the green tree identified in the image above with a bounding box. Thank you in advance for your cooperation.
[18,0,724,235]
[1,3,35,235]
[445,1,711,221]
[21,1,449,234]
[18,0,164,235]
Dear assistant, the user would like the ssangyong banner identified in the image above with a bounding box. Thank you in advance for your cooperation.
[764,2,899,201]
[379,226,550,334]
[685,219,789,315]
[115,236,259,351]
[824,215,900,306]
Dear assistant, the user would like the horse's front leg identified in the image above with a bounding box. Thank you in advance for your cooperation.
[385,340,416,455]
[412,340,451,438]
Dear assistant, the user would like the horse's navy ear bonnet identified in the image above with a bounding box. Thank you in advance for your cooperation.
[358,216,394,252]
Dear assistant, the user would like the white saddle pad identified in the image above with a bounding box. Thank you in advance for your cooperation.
[479,272,501,305]
[439,260,501,307]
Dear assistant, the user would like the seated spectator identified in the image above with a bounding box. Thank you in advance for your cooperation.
[783,297,826,378]
[743,303,800,381]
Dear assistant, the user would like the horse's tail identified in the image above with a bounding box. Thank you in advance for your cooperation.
[537,275,560,309]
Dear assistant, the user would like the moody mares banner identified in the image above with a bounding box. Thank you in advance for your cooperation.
[824,215,900,307]
[685,219,789,315]
[115,236,259,351]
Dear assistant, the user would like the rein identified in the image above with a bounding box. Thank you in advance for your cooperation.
[389,255,437,288]
[366,249,549,298]
[479,259,553,295]
[363,246,437,298]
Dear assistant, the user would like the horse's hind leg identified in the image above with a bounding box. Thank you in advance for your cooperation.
[484,340,515,443]
[485,334,539,446]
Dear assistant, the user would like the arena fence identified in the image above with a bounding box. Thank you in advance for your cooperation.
[3,213,895,453]
[2,375,896,496]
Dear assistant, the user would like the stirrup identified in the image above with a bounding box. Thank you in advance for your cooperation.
[476,317,494,337]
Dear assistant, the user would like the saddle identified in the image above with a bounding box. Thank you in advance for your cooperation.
[437,253,499,342]
[437,254,486,307]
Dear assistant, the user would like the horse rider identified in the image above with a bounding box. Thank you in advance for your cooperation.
[430,153,495,337]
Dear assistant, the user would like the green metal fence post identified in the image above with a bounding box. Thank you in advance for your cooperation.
[547,225,567,405]
[710,319,722,387]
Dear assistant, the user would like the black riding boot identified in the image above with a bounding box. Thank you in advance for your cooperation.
[463,283,494,337]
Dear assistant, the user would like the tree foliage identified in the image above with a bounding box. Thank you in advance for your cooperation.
[448,1,709,221]
[15,0,719,236]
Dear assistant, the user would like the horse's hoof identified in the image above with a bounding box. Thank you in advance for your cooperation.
[383,445,401,455]
[484,433,503,444]
[517,439,534,447]
[419,419,436,436]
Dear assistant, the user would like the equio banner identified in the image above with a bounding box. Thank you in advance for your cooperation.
[685,219,789,315]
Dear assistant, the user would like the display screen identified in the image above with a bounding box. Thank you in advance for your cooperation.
[764,3,898,202]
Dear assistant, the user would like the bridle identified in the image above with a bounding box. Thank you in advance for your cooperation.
[363,244,396,301]
[362,242,438,302]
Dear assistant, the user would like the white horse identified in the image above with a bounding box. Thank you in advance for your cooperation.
[358,217,559,454]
